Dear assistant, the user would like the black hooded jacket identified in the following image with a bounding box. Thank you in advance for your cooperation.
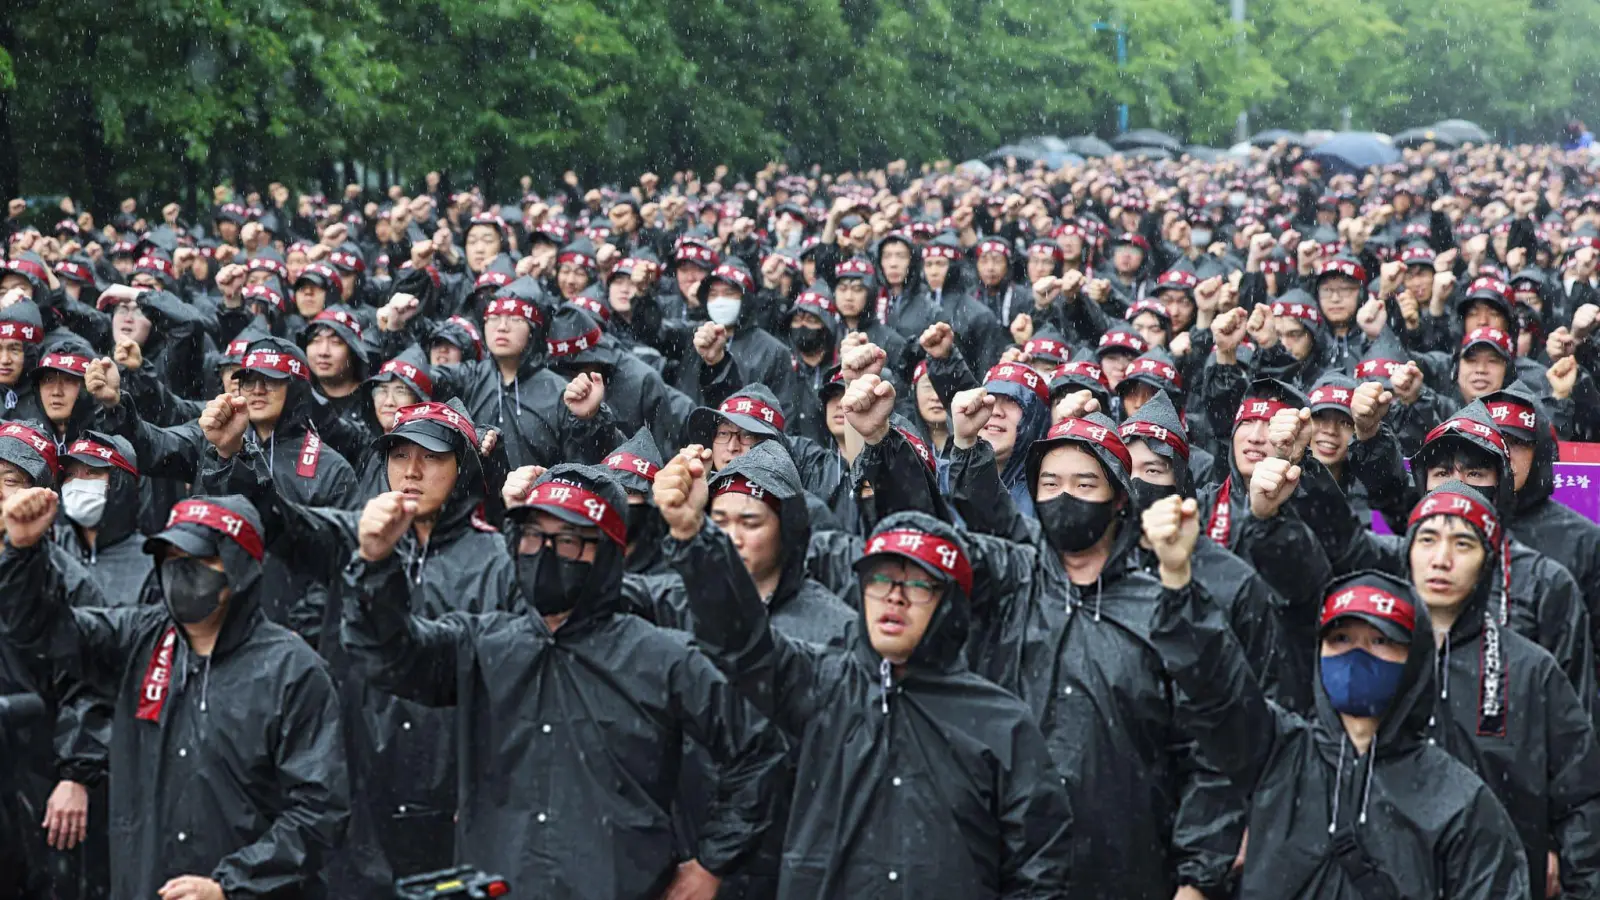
[201,397,516,894]
[1149,570,1531,898]
[339,464,788,900]
[51,430,154,596]
[665,510,1076,898]
[854,425,1246,897]
[0,497,351,900]
[1407,482,1600,898]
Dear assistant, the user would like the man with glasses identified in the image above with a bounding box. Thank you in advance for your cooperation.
[653,443,1075,897]
[195,395,513,895]
[686,384,851,515]
[1313,255,1369,372]
[341,462,786,900]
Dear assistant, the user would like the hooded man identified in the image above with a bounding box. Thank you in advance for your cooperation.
[23,337,99,444]
[1312,254,1369,371]
[341,464,788,900]
[872,230,941,344]
[685,383,851,517]
[785,281,844,444]
[601,426,671,575]
[199,396,513,895]
[0,299,46,419]
[654,447,1076,898]
[51,430,152,595]
[297,306,374,460]
[869,373,1245,899]
[946,362,1052,517]
[921,232,1008,372]
[1146,510,1532,898]
[972,237,1033,330]
[1487,383,1600,663]
[0,490,350,900]
[1403,482,1600,897]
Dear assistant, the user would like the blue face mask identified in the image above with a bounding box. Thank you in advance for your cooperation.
[1320,647,1406,718]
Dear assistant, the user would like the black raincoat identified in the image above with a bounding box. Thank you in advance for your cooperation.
[0,501,350,899]
[339,464,788,900]
[665,510,1076,898]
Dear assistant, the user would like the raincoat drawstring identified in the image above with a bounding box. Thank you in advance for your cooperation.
[1440,631,1451,700]
[879,658,892,715]
[1093,574,1103,622]
[1357,729,1379,825]
[200,655,213,713]
[1328,739,1347,834]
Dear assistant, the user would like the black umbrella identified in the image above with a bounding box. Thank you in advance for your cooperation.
[1308,132,1401,174]
[1062,135,1117,158]
[1183,145,1227,162]
[984,144,1048,166]
[1432,119,1492,144]
[1112,128,1185,153]
[1392,126,1461,149]
[1123,146,1173,161]
[1248,129,1305,148]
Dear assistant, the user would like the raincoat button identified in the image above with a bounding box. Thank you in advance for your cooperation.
[542,724,552,734]
[892,777,902,787]
[177,748,187,758]
[177,832,187,842]
[537,813,547,823]
[888,871,898,881]
[401,721,412,731]
[398,804,407,813]
[1062,686,1074,696]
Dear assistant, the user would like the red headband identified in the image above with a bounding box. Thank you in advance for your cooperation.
[0,319,42,344]
[1485,400,1536,434]
[1045,417,1133,473]
[1098,330,1149,355]
[1023,337,1068,361]
[392,402,479,449]
[224,338,251,358]
[922,244,962,261]
[713,475,782,512]
[312,309,364,340]
[40,353,91,375]
[604,452,660,482]
[1461,327,1513,356]
[135,256,175,277]
[912,360,929,383]
[248,257,287,278]
[710,263,754,293]
[1119,418,1190,460]
[1235,397,1293,426]
[242,284,285,312]
[524,479,627,546]
[1309,385,1354,409]
[864,529,973,596]
[1356,358,1403,380]
[1125,356,1182,388]
[1410,490,1502,548]
[1320,584,1416,633]
[378,358,434,397]
[547,326,603,358]
[68,438,139,478]
[5,257,50,284]
[719,396,786,430]
[570,296,611,323]
[1425,415,1507,456]
[241,348,310,381]
[1272,300,1323,325]
[1051,360,1109,389]
[164,499,265,561]
[0,423,59,475]
[484,296,544,325]
[475,271,513,291]
[557,251,596,271]
[977,239,1010,258]
[985,363,1050,405]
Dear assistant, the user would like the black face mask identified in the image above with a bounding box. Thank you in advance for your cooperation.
[518,551,591,616]
[160,557,230,625]
[791,326,828,354]
[1035,492,1119,553]
[1129,479,1181,515]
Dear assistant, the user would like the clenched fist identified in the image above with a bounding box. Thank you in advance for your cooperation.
[1356,298,1387,339]
[1548,356,1580,401]
[2,487,58,548]
[1350,381,1393,442]
[114,338,143,370]
[83,358,120,408]
[501,465,548,510]
[1268,406,1313,463]
[654,446,712,540]
[919,321,956,360]
[358,492,418,563]
[562,372,606,420]
[694,322,729,367]
[1390,361,1425,405]
[950,387,995,449]
[199,394,250,459]
[1211,307,1248,360]
[1052,389,1100,424]
[1248,457,1301,520]
[1141,495,1199,586]
[839,342,887,382]
[840,374,896,445]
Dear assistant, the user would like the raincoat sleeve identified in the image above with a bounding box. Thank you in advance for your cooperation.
[0,541,150,687]
[1234,506,1331,647]
[340,552,463,707]
[927,350,981,410]
[1532,559,1596,723]
[209,658,350,898]
[1440,783,1535,899]
[852,429,953,523]
[667,646,788,877]
[997,714,1077,898]
[94,397,206,481]
[804,529,866,600]
[54,295,112,352]
[196,442,360,581]
[1149,578,1290,795]
[1542,658,1600,895]
[947,441,1040,545]
[1200,358,1248,444]
[664,519,827,737]
[119,358,207,426]
[53,681,111,787]
[1347,422,1412,525]
[1169,733,1248,896]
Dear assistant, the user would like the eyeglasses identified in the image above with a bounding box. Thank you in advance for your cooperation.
[371,384,418,404]
[862,573,939,605]
[712,428,761,449]
[236,375,280,395]
[520,528,600,560]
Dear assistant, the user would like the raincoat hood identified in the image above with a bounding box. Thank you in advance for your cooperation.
[378,396,489,540]
[852,510,973,674]
[1410,399,1514,515]
[513,463,628,630]
[1482,382,1557,512]
[709,441,813,608]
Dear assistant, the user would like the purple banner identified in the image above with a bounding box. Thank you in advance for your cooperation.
[1372,461,1600,535]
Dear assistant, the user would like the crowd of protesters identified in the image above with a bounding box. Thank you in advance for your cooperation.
[3,138,1600,899]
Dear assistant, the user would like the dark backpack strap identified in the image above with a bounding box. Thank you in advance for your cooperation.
[1330,826,1403,900]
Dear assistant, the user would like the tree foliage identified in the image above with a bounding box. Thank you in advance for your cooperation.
[4,0,1599,204]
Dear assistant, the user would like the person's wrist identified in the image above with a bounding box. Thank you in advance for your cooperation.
[668,518,700,542]
[1215,347,1236,366]
[953,431,978,450]
[1158,561,1192,590]
[357,544,392,564]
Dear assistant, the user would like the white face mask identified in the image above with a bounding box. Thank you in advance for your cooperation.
[1191,228,1214,247]
[707,297,742,326]
[62,478,109,527]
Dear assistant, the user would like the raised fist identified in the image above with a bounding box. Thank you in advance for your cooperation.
[1267,406,1313,463]
[1573,304,1599,341]
[654,446,712,540]
[1141,495,1199,581]
[1211,307,1247,356]
[950,387,995,449]
[1245,303,1277,348]
[83,358,121,407]
[1547,356,1580,401]
[1086,278,1111,304]
[1357,298,1388,339]
[501,465,548,510]
[919,321,955,360]
[1390,361,1425,406]
[694,322,729,367]
[199,394,250,459]
[1009,313,1034,345]
[113,338,143,371]
[358,492,418,563]
[562,372,606,420]
[840,374,896,444]
[839,342,887,382]
[2,487,58,549]
[1350,381,1394,442]
[1052,389,1100,424]
[1248,456,1302,519]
